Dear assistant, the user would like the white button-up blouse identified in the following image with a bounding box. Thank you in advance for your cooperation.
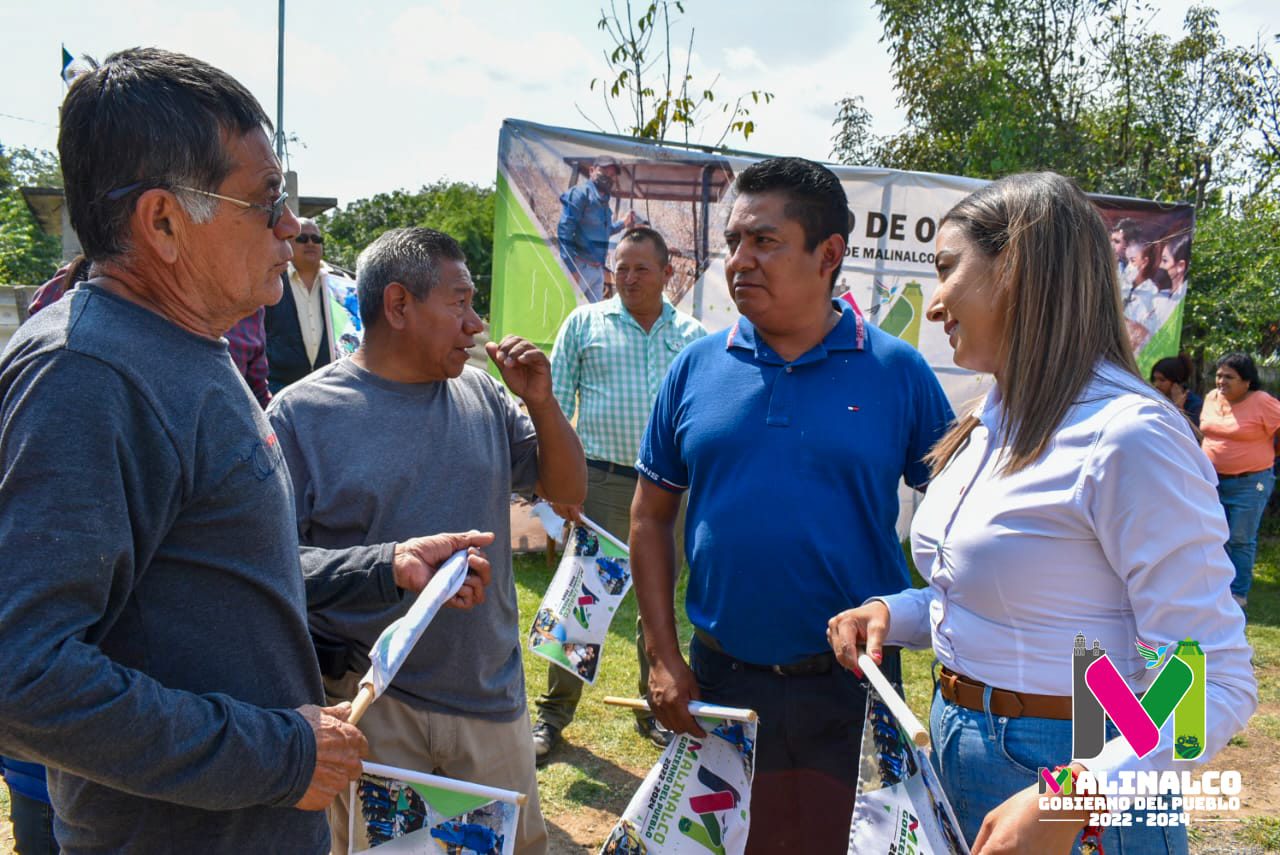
[880,362,1257,775]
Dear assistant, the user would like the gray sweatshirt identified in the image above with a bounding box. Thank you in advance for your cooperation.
[0,287,398,854]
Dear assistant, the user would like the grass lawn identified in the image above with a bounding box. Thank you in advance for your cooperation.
[520,537,1280,852]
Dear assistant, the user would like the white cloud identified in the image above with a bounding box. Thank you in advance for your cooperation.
[723,46,766,73]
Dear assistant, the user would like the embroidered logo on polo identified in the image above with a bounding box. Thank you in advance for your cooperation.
[241,431,282,481]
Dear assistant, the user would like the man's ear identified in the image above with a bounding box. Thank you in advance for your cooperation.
[131,189,186,265]
[819,234,846,282]
[382,282,412,330]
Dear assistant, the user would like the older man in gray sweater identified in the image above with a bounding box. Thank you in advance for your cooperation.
[0,49,492,854]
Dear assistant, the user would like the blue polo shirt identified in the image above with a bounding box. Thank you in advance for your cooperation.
[637,304,954,665]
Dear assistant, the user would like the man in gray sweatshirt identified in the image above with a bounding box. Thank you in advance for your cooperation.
[268,227,587,854]
[0,48,492,854]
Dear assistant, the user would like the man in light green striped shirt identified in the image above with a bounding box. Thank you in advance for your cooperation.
[533,227,706,763]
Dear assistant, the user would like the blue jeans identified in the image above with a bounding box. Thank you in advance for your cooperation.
[9,787,59,855]
[1218,468,1275,599]
[930,688,1187,855]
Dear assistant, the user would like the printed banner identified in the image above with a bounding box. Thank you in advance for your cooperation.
[362,550,470,700]
[529,523,630,685]
[350,761,521,855]
[847,690,969,855]
[493,118,1195,406]
[602,703,757,855]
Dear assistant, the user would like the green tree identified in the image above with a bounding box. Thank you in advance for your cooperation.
[584,0,773,146]
[0,143,62,286]
[833,1,1265,204]
[1181,198,1280,369]
[318,181,496,316]
[830,0,1280,361]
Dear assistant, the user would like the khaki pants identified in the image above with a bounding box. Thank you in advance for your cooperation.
[324,672,547,855]
[535,464,683,732]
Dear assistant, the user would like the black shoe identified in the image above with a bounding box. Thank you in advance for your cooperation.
[634,716,674,748]
[532,721,561,766]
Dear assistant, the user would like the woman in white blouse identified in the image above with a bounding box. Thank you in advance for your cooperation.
[827,173,1255,855]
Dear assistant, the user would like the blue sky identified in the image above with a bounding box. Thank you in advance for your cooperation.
[0,0,1273,205]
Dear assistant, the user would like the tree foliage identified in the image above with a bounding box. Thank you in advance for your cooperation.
[317,181,496,316]
[584,0,773,146]
[834,1,1270,203]
[0,143,62,286]
[831,0,1280,362]
[1181,197,1280,363]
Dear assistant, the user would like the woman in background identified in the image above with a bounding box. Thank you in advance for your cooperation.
[1160,233,1190,296]
[1150,353,1203,427]
[1200,352,1280,608]
[828,172,1255,855]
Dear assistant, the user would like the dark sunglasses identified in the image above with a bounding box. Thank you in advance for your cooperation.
[296,234,324,245]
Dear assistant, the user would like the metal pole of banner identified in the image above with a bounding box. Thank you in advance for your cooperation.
[859,653,930,748]
[275,0,286,161]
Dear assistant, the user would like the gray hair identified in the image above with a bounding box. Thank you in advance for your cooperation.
[59,47,272,261]
[356,227,466,328]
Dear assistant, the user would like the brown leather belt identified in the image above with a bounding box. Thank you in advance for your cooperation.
[938,667,1073,720]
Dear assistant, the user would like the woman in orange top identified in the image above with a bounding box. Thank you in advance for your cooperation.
[1200,352,1280,607]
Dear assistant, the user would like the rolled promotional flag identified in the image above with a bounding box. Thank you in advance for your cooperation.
[847,657,968,855]
[350,549,470,724]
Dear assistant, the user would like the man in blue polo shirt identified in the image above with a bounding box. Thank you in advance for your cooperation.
[630,157,953,852]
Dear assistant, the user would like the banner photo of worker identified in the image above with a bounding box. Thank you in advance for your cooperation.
[349,761,522,855]
[601,702,757,855]
[846,690,969,855]
[529,522,631,685]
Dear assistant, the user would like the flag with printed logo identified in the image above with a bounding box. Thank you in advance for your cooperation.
[847,688,969,854]
[529,522,630,685]
[602,702,757,855]
[350,761,521,854]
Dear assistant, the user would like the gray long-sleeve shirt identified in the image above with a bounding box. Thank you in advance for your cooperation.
[0,287,398,854]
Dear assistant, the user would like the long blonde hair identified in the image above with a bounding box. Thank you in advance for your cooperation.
[925,172,1138,476]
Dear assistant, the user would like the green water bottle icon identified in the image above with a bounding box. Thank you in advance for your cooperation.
[1172,638,1206,760]
[880,280,923,348]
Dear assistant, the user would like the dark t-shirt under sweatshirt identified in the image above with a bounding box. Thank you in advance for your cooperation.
[0,286,398,854]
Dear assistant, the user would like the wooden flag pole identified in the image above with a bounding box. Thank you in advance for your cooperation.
[349,684,374,726]
[858,653,930,749]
